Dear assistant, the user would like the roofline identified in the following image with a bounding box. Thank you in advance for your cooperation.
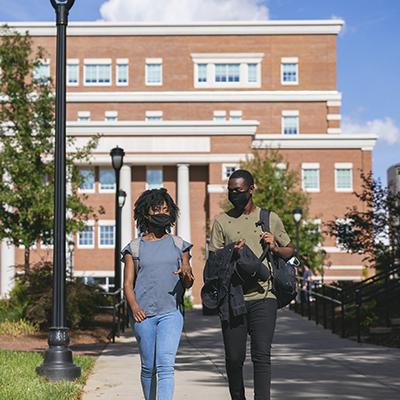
[0,20,344,36]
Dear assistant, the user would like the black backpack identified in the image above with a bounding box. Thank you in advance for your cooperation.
[258,209,298,309]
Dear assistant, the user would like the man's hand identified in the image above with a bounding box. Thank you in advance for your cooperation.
[234,238,246,252]
[261,232,277,252]
[131,304,147,323]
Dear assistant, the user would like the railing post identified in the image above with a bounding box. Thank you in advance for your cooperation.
[356,289,361,343]
[341,290,345,338]
[307,287,311,320]
[385,272,389,327]
[315,292,319,326]
[322,285,327,329]
[331,294,335,334]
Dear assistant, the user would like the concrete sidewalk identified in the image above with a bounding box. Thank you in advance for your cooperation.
[81,308,400,400]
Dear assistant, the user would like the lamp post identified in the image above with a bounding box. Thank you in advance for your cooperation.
[68,240,75,280]
[293,208,302,261]
[110,147,125,294]
[37,0,80,381]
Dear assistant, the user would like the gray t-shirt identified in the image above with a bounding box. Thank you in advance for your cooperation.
[121,235,192,317]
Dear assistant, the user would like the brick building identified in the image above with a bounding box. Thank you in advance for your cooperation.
[0,20,377,304]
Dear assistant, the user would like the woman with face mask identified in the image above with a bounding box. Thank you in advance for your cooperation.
[122,188,194,400]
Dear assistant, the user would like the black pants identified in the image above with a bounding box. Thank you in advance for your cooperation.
[221,298,277,400]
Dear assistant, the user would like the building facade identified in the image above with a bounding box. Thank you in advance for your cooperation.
[0,20,377,304]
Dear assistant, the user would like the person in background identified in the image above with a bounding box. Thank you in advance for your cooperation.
[122,188,194,400]
[301,261,312,302]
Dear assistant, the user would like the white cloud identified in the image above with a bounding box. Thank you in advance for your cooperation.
[100,0,269,22]
[342,116,400,146]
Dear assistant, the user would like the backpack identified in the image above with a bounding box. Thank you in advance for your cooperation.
[258,209,298,309]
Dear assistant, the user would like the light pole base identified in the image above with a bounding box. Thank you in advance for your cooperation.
[36,327,81,381]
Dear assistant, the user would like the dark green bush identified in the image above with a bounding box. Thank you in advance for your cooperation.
[8,262,104,330]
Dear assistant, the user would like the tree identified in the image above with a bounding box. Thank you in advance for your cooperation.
[326,172,400,270]
[0,25,101,268]
[235,148,325,273]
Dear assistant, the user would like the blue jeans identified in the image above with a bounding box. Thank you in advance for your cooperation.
[130,309,183,400]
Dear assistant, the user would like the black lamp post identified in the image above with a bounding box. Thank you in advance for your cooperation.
[37,0,80,381]
[293,208,302,261]
[110,147,125,294]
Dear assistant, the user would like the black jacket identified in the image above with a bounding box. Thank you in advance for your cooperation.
[201,243,270,322]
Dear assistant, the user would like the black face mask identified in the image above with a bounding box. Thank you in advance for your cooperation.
[148,213,171,232]
[228,188,251,210]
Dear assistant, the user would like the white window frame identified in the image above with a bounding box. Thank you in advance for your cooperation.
[302,163,320,193]
[84,58,112,86]
[281,57,299,85]
[105,111,118,122]
[213,110,226,121]
[335,163,353,192]
[191,53,263,89]
[146,166,163,190]
[282,110,299,135]
[116,58,129,86]
[146,110,163,121]
[78,111,91,122]
[78,167,95,193]
[229,110,242,121]
[33,58,50,84]
[98,220,116,249]
[77,221,95,249]
[145,58,163,86]
[222,163,240,181]
[67,59,79,86]
[99,168,115,193]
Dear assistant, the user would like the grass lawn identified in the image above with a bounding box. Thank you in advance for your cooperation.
[0,348,95,400]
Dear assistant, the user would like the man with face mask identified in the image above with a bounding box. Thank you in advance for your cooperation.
[208,169,294,400]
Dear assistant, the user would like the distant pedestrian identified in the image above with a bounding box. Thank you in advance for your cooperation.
[301,262,312,302]
[122,188,194,400]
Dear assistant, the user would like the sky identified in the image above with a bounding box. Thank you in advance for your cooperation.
[0,0,398,186]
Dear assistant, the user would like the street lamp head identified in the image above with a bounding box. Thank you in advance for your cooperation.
[118,190,127,208]
[50,0,75,10]
[110,147,125,171]
[293,207,302,223]
[68,240,75,253]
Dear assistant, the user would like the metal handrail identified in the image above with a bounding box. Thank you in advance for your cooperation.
[96,288,127,343]
[294,265,400,342]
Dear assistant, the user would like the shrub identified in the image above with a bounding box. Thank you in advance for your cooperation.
[0,319,38,337]
[184,293,194,310]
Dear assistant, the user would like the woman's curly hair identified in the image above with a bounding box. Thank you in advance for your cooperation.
[133,188,179,234]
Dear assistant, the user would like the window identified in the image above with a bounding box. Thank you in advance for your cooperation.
[282,116,299,135]
[146,167,163,189]
[191,53,263,88]
[213,111,226,121]
[40,230,53,249]
[105,111,118,121]
[78,111,90,122]
[146,111,163,121]
[146,59,162,85]
[197,64,207,83]
[247,64,257,83]
[335,163,353,192]
[99,225,115,247]
[67,59,79,86]
[281,57,299,85]
[230,110,242,121]
[79,169,95,192]
[78,226,94,248]
[336,220,354,246]
[99,169,115,192]
[116,59,128,86]
[215,64,240,83]
[222,164,239,180]
[34,62,50,84]
[302,164,320,192]
[84,59,111,85]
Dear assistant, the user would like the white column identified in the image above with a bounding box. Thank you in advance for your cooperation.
[120,164,133,247]
[177,163,191,242]
[1,239,15,298]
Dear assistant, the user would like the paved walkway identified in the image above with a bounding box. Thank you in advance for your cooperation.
[81,308,400,400]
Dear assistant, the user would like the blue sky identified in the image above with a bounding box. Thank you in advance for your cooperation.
[0,0,398,185]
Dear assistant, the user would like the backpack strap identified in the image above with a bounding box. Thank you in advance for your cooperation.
[259,208,271,233]
[170,234,184,251]
[129,237,141,279]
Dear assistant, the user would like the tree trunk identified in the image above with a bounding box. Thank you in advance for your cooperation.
[24,247,30,271]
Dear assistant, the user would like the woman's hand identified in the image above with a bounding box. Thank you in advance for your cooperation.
[174,263,195,281]
[131,304,147,323]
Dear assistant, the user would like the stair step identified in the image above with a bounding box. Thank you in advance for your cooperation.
[391,318,400,326]
[369,327,393,334]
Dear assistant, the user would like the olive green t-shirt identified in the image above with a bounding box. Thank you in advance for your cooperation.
[209,207,291,301]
